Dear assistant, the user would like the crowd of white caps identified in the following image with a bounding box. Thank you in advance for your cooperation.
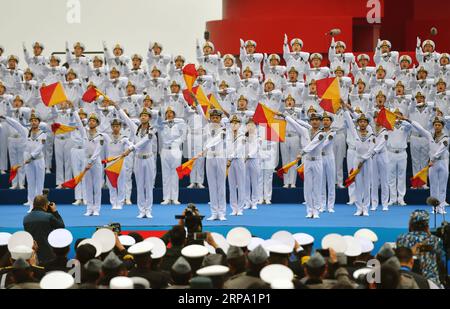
[0,223,437,289]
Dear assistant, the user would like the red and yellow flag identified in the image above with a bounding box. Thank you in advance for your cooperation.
[253,103,287,142]
[82,86,103,103]
[40,82,68,107]
[277,159,300,179]
[102,156,122,165]
[51,123,76,135]
[208,93,224,113]
[62,170,87,189]
[297,164,305,181]
[176,158,197,180]
[376,107,397,131]
[183,64,199,91]
[9,165,21,183]
[344,168,361,188]
[410,166,429,188]
[105,157,125,189]
[316,78,341,114]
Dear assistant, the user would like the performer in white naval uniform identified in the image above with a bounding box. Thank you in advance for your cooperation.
[103,118,132,210]
[69,109,88,206]
[65,41,90,81]
[343,107,375,217]
[22,42,47,82]
[409,116,449,214]
[158,107,185,205]
[283,34,310,78]
[226,115,246,216]
[321,113,336,213]
[239,39,263,81]
[0,82,12,174]
[3,113,47,212]
[196,40,220,79]
[116,105,155,219]
[387,109,412,206]
[284,113,328,219]
[244,118,261,211]
[74,113,103,216]
[371,112,390,211]
[183,101,205,189]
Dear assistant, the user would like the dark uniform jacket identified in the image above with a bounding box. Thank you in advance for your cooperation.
[23,209,65,264]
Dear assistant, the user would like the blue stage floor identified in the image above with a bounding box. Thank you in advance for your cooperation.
[0,203,446,255]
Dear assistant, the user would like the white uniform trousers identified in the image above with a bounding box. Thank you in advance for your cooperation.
[44,134,54,170]
[124,155,134,201]
[429,159,449,213]
[190,157,205,185]
[304,158,324,217]
[321,153,336,211]
[107,164,126,208]
[24,157,45,206]
[84,161,102,214]
[259,169,274,202]
[410,136,429,177]
[161,148,182,201]
[71,147,86,201]
[354,158,372,215]
[371,152,389,209]
[228,159,246,214]
[0,123,8,171]
[245,158,261,208]
[8,136,26,187]
[206,157,227,218]
[54,136,73,185]
[346,148,357,202]
[280,134,300,186]
[333,132,346,186]
[388,150,407,204]
[135,155,155,215]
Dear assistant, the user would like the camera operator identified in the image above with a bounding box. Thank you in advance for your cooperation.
[23,194,65,264]
[396,210,446,288]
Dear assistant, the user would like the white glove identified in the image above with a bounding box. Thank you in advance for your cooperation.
[284,34,288,45]
[240,39,244,47]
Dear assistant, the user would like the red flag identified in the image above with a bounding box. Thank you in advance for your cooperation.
[62,170,87,189]
[82,86,103,103]
[276,159,299,179]
[377,107,397,131]
[410,166,429,188]
[297,164,305,181]
[40,82,67,107]
[105,157,125,189]
[344,168,362,188]
[176,158,197,180]
[253,103,287,142]
[9,165,21,183]
[183,64,198,91]
[316,78,341,114]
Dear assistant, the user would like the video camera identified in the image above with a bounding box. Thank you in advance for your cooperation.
[175,203,207,241]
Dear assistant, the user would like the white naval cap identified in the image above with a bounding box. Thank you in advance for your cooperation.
[181,244,209,259]
[379,40,392,48]
[32,42,45,49]
[260,264,294,284]
[40,271,75,289]
[118,235,136,247]
[131,54,143,61]
[204,232,229,253]
[310,53,323,61]
[128,241,153,256]
[10,245,33,260]
[247,237,265,251]
[203,41,215,51]
[271,231,296,251]
[226,227,252,248]
[355,237,374,254]
[293,233,315,246]
[357,54,370,62]
[245,40,257,47]
[399,55,412,63]
[77,238,103,258]
[268,54,281,62]
[109,276,134,289]
[335,41,347,49]
[321,233,347,253]
[290,38,304,47]
[144,237,166,259]
[422,39,435,49]
[73,42,85,50]
[0,232,12,246]
[196,265,229,277]
[8,231,33,253]
[48,229,73,248]
[92,228,116,254]
[343,236,363,257]
[354,228,378,242]
[223,54,235,62]
[271,279,294,289]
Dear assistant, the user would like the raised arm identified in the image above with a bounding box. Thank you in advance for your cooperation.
[285,115,309,140]
[343,110,358,141]
[4,116,28,138]
[409,120,433,141]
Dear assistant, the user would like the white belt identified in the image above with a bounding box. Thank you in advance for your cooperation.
[388,148,406,154]
[136,153,153,159]
[56,135,68,140]
[304,156,322,161]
